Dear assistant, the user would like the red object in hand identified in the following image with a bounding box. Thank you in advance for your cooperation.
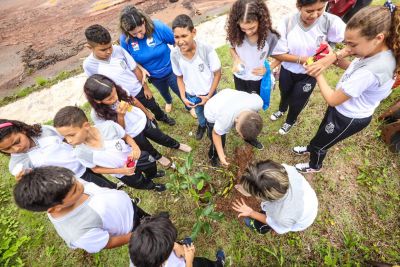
[126,158,137,168]
[314,43,329,61]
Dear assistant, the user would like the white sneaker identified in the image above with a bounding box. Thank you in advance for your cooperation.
[278,123,293,135]
[295,162,321,173]
[293,146,309,155]
[270,111,284,121]
[116,182,126,190]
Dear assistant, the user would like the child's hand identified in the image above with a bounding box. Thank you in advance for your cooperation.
[232,59,245,73]
[183,244,196,264]
[143,88,153,99]
[183,98,196,108]
[232,198,254,218]
[251,66,267,76]
[197,95,209,106]
[121,166,136,176]
[145,111,155,121]
[130,148,141,161]
[219,155,229,167]
[117,101,131,115]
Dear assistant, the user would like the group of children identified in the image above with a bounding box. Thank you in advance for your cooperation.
[1,0,399,265]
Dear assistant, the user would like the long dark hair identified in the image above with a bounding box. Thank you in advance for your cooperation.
[226,0,280,50]
[83,74,133,122]
[0,119,42,155]
[119,5,155,43]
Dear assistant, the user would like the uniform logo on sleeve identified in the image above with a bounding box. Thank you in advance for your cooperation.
[146,37,156,47]
[316,35,325,46]
[131,41,140,51]
[115,141,123,151]
[303,83,312,92]
[198,63,205,72]
[325,122,335,134]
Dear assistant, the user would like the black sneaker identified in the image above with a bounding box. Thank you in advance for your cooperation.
[161,115,176,126]
[195,125,206,140]
[149,170,166,179]
[116,181,126,190]
[245,139,264,150]
[270,110,284,121]
[210,157,220,167]
[278,122,293,135]
[216,249,226,266]
[153,183,167,192]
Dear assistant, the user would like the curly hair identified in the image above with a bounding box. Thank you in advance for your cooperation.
[84,74,133,122]
[85,24,111,46]
[347,5,400,73]
[226,0,280,50]
[0,119,42,154]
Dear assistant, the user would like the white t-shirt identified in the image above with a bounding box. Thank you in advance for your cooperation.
[48,182,134,253]
[9,125,86,177]
[261,164,318,234]
[130,251,185,267]
[171,40,221,96]
[273,12,345,74]
[74,121,131,178]
[83,45,142,97]
[90,103,146,138]
[204,89,263,135]
[232,33,278,81]
[335,50,395,118]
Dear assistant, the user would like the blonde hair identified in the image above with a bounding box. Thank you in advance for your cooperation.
[347,5,400,72]
[241,160,289,201]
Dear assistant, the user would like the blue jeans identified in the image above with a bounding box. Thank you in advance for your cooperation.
[149,71,182,105]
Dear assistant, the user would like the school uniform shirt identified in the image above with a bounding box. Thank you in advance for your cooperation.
[74,121,132,178]
[170,40,221,96]
[204,89,263,135]
[90,102,146,138]
[48,182,134,253]
[261,164,318,234]
[130,251,185,267]
[272,12,345,74]
[335,50,396,119]
[120,20,175,79]
[9,125,86,177]
[83,45,142,97]
[232,32,279,81]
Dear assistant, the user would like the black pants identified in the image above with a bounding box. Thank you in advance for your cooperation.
[132,202,151,232]
[133,119,180,160]
[206,122,226,160]
[193,257,223,267]
[278,66,317,124]
[81,168,117,189]
[135,87,168,121]
[234,75,262,95]
[119,151,158,189]
[307,107,372,169]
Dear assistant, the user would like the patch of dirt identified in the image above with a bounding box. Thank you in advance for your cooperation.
[215,144,259,218]
[0,0,236,97]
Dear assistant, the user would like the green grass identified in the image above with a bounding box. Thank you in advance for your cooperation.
[1,43,399,266]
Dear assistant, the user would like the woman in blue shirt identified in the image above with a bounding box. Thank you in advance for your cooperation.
[119,5,190,115]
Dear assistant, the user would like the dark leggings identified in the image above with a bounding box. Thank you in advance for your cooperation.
[278,66,317,125]
[119,151,158,189]
[133,119,180,160]
[193,257,223,267]
[80,169,117,189]
[307,107,372,169]
[234,75,262,95]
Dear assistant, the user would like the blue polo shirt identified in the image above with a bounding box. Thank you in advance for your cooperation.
[120,20,175,79]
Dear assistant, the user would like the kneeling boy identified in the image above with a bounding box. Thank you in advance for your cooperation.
[204,89,264,166]
[13,166,148,253]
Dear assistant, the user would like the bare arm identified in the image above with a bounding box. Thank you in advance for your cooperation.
[132,97,155,121]
[92,166,135,176]
[271,54,308,65]
[232,198,267,224]
[133,67,153,99]
[316,74,350,107]
[212,130,228,166]
[104,233,132,249]
[123,134,141,160]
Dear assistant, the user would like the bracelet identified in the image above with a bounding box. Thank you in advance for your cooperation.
[296,56,301,64]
